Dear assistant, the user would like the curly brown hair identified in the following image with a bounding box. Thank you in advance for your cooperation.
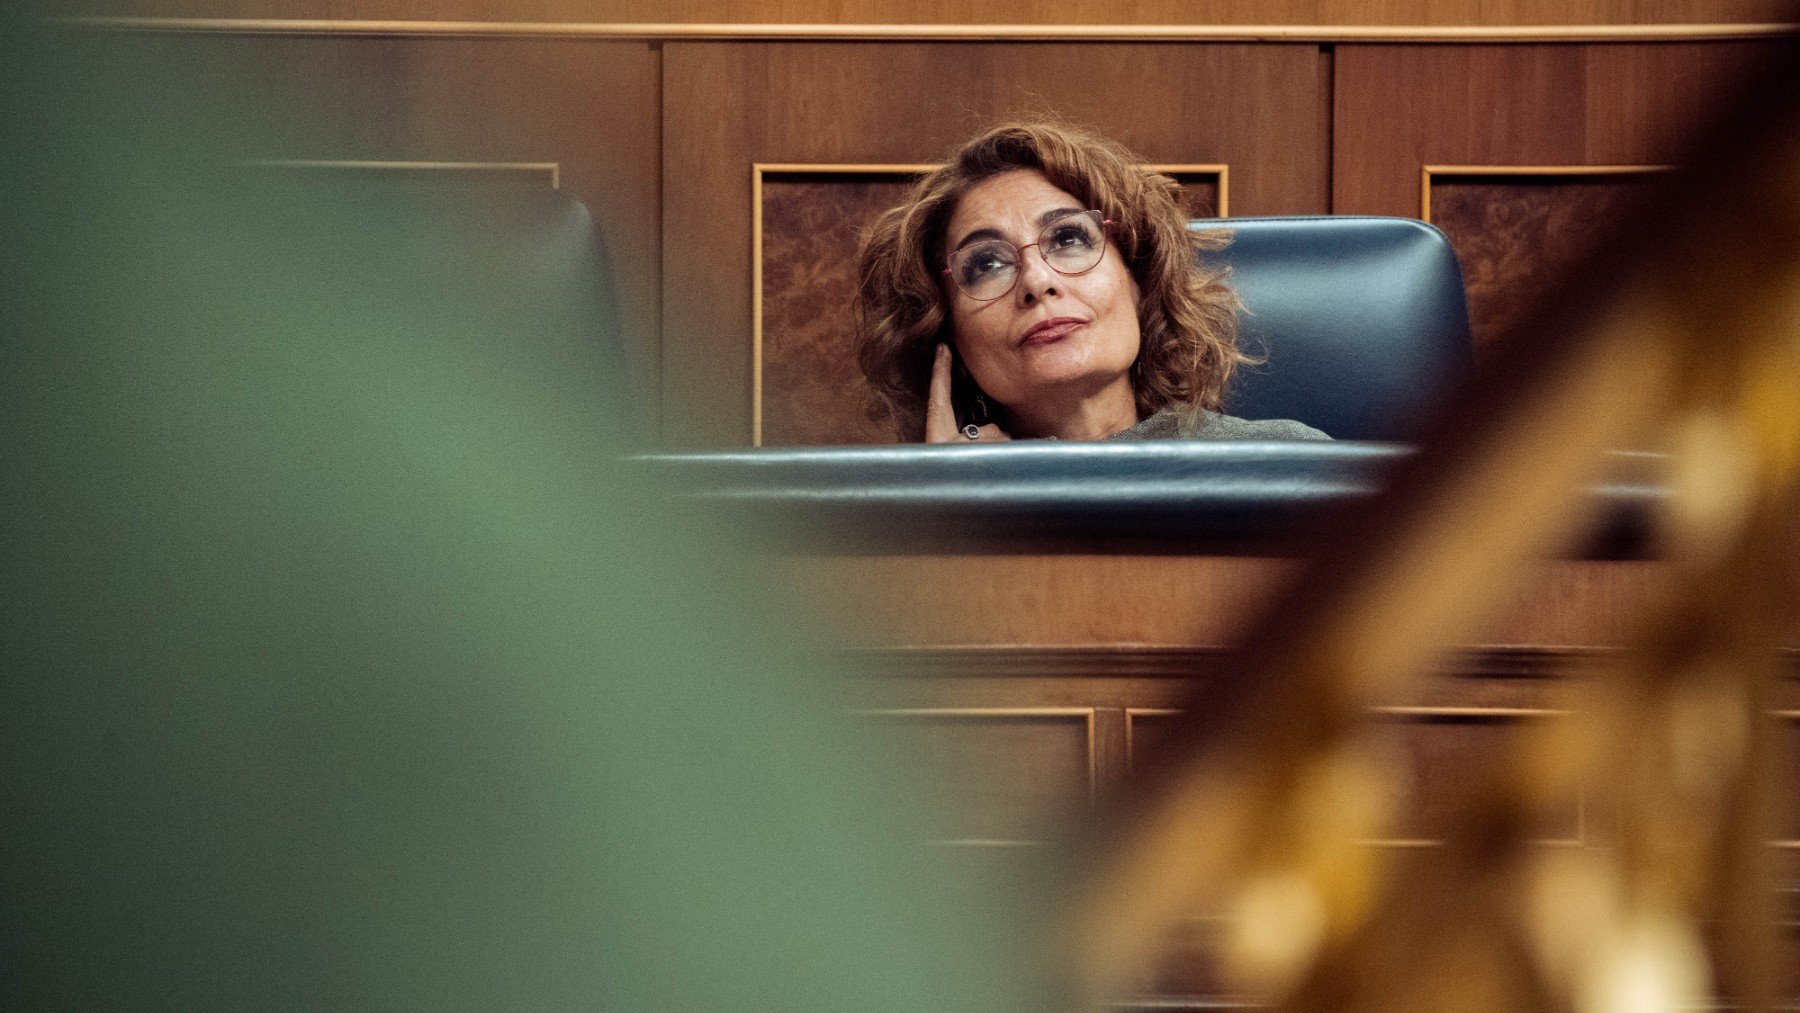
[853,120,1247,439]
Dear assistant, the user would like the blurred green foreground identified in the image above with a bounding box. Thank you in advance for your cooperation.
[0,11,1033,1009]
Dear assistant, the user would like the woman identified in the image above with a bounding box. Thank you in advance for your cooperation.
[854,121,1328,443]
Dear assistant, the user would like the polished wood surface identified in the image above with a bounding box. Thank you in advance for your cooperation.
[1429,170,1667,347]
[793,556,1704,647]
[1333,43,1773,215]
[814,547,1800,1000]
[663,41,1329,447]
[70,0,1800,28]
[759,171,919,446]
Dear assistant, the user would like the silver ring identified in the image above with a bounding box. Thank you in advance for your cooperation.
[962,423,981,440]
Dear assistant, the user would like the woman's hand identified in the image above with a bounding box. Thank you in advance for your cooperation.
[924,343,1013,443]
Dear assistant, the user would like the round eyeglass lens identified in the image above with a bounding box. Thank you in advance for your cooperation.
[1039,213,1104,273]
[948,211,1106,301]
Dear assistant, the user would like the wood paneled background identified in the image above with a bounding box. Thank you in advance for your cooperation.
[660,41,1325,446]
[88,7,1791,445]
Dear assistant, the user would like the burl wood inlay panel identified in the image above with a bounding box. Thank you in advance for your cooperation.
[759,171,1222,446]
[1430,173,1664,349]
[761,173,917,446]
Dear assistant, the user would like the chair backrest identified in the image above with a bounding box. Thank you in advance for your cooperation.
[1191,216,1472,441]
[267,172,635,438]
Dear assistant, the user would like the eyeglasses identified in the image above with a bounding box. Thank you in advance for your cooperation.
[941,210,1113,302]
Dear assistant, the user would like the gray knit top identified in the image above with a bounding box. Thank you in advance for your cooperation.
[1104,407,1331,442]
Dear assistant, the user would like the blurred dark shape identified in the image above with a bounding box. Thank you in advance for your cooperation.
[1072,28,1800,1013]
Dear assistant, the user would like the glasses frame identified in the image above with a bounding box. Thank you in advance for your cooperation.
[940,210,1114,303]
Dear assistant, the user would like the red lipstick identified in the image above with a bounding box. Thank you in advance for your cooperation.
[1019,316,1087,347]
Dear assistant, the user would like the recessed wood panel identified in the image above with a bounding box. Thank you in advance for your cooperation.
[1780,714,1800,843]
[760,171,917,446]
[664,41,1327,447]
[1127,708,1582,843]
[864,709,1095,842]
[1427,169,1670,348]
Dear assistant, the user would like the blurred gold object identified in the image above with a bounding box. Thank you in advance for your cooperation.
[1071,43,1800,1013]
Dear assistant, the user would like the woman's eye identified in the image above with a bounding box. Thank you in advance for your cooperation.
[959,249,1010,283]
[1047,224,1095,250]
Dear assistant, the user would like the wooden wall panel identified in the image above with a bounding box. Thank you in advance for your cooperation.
[1428,170,1669,347]
[663,41,1328,448]
[1333,42,1779,350]
[1129,708,1582,843]
[760,171,918,447]
[73,0,1800,28]
[1334,43,1773,215]
[789,556,1709,650]
[147,33,663,419]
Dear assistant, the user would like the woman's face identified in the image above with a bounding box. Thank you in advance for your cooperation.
[942,168,1141,410]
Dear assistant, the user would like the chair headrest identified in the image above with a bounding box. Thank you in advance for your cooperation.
[1192,216,1473,441]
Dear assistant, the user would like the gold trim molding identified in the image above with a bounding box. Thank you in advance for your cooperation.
[749,162,1227,446]
[65,16,1800,43]
[1421,163,1677,221]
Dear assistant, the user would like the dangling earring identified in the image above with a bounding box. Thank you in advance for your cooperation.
[971,393,992,426]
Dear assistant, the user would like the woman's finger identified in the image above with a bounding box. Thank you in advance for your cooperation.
[970,424,1012,442]
[923,343,959,443]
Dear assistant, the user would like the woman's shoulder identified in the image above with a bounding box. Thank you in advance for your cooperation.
[1107,407,1332,442]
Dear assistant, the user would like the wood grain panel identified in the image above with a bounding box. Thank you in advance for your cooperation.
[1428,169,1671,348]
[139,33,663,425]
[1333,42,1778,217]
[664,41,1327,447]
[760,171,918,446]
[756,169,1221,446]
[788,556,1704,649]
[71,0,1800,28]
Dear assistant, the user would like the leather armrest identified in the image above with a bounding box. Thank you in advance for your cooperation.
[635,443,1661,558]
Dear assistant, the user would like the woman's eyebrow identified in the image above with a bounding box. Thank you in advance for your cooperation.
[951,227,1005,253]
[951,207,1087,253]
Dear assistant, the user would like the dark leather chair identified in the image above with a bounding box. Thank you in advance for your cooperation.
[1193,216,1473,442]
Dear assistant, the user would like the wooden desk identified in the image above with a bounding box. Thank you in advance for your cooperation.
[789,553,1800,1004]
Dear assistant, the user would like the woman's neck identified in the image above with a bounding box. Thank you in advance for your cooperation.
[1005,377,1141,441]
